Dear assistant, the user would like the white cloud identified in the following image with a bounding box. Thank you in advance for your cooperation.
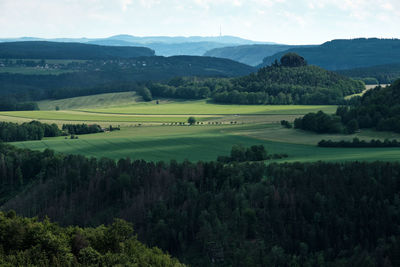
[0,0,399,43]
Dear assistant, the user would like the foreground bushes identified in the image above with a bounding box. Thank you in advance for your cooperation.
[0,211,184,267]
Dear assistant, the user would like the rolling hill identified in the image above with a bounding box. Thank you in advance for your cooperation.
[204,44,309,66]
[0,55,255,101]
[260,38,400,70]
[336,63,400,84]
[0,41,155,59]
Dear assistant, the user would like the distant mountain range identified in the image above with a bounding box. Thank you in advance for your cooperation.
[259,38,400,70]
[0,35,274,57]
[0,41,155,59]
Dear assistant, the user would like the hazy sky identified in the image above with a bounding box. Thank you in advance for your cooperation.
[0,0,399,44]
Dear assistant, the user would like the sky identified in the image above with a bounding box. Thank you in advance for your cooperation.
[0,0,399,44]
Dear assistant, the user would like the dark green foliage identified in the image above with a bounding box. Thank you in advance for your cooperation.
[212,61,363,105]
[0,41,155,59]
[294,111,343,133]
[138,86,153,101]
[0,212,184,267]
[261,38,400,70]
[0,121,61,142]
[337,63,400,84]
[62,124,103,135]
[0,97,39,111]
[1,144,400,266]
[280,120,292,128]
[217,145,287,163]
[345,119,359,134]
[337,80,400,133]
[280,52,307,67]
[318,138,400,147]
[187,117,196,125]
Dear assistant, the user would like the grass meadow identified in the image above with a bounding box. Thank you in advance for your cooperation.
[3,94,400,162]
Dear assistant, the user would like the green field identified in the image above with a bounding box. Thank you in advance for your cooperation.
[3,95,400,162]
[38,92,142,110]
[10,124,400,162]
[0,110,211,125]
[82,100,338,115]
[0,67,76,75]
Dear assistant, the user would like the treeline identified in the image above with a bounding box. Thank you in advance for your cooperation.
[294,111,344,134]
[0,211,184,267]
[318,138,400,147]
[0,97,39,111]
[336,80,400,133]
[62,123,103,135]
[0,121,60,142]
[217,144,288,162]
[1,144,400,266]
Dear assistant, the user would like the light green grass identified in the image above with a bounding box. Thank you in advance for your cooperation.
[82,100,338,115]
[38,92,142,110]
[0,110,202,124]
[4,98,400,162]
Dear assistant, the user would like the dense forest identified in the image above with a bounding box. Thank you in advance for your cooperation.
[147,53,364,105]
[260,38,400,70]
[0,121,61,142]
[0,211,184,266]
[1,143,399,266]
[337,80,400,133]
[0,97,38,111]
[0,41,155,59]
[337,63,400,84]
[0,56,254,102]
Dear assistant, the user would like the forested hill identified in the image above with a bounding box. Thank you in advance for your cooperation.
[260,38,400,70]
[210,53,364,105]
[203,44,308,66]
[0,41,155,59]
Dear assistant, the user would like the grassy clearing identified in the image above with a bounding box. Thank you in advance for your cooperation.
[38,92,142,110]
[81,100,337,115]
